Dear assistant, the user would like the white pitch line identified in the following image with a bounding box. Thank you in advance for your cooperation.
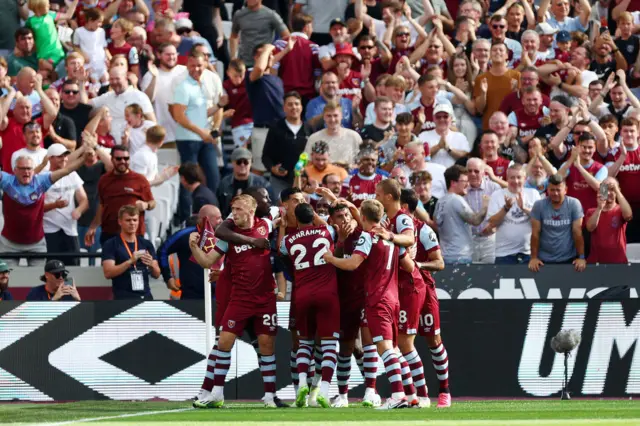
[41,407,194,425]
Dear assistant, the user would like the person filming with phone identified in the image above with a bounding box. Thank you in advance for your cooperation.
[26,260,81,301]
[102,205,161,300]
[585,177,633,264]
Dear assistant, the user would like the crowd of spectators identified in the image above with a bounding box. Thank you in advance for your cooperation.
[0,0,639,299]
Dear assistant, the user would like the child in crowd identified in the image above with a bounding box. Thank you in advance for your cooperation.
[27,0,79,71]
[122,103,156,154]
[221,59,253,148]
[130,124,179,186]
[554,30,571,63]
[73,7,109,84]
[108,18,140,76]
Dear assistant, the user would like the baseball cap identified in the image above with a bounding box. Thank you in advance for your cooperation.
[47,143,70,157]
[330,18,347,29]
[231,147,252,162]
[0,260,11,273]
[41,259,68,281]
[175,17,193,30]
[556,30,571,43]
[536,22,558,36]
[333,43,357,58]
[434,103,455,117]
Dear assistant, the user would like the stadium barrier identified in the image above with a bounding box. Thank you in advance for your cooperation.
[4,264,640,300]
[0,299,637,401]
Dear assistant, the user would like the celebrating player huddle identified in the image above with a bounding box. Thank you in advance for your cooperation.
[188,179,450,410]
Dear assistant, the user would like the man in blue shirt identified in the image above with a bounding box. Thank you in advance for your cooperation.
[0,260,13,300]
[305,71,353,130]
[246,43,285,174]
[26,259,81,301]
[102,205,161,300]
[539,0,590,34]
[158,204,222,299]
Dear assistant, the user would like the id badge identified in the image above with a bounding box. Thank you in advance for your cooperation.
[130,270,144,292]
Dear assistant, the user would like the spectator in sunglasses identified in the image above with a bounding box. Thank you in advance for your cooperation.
[59,80,91,143]
[26,259,81,301]
[488,14,522,66]
[217,147,272,217]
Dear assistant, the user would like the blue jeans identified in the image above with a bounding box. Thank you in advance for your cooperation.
[495,253,531,264]
[78,225,102,266]
[177,139,220,222]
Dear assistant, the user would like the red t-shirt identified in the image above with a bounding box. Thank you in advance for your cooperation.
[213,218,276,306]
[223,78,253,128]
[0,116,45,173]
[273,35,321,98]
[344,172,384,207]
[97,171,154,235]
[614,147,640,208]
[499,91,550,116]
[566,162,604,213]
[337,69,362,100]
[411,98,437,132]
[512,108,545,138]
[353,230,402,307]
[586,205,628,264]
[388,47,414,77]
[98,134,115,149]
[485,156,511,180]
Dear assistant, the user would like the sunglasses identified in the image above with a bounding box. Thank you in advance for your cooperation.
[52,271,67,279]
[492,24,506,29]
[236,159,249,166]
[114,156,130,162]
[63,89,79,95]
[396,32,410,37]
[359,45,375,50]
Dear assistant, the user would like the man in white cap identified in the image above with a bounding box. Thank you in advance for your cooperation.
[535,23,558,60]
[43,143,89,266]
[418,103,470,168]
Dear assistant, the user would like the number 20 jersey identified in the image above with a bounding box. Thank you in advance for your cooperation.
[281,225,338,298]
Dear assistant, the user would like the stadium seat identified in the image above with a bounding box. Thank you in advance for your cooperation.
[222,21,232,39]
[626,244,640,263]
[79,248,89,267]
[224,2,233,20]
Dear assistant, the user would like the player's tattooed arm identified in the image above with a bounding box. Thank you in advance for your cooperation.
[189,232,223,268]
[416,249,445,272]
[215,219,269,249]
[323,251,365,271]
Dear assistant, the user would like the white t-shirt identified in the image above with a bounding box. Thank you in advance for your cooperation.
[89,87,154,143]
[43,172,84,236]
[486,187,541,257]
[419,130,471,168]
[11,147,48,172]
[130,144,158,182]
[364,102,408,126]
[126,120,156,155]
[72,27,107,78]
[140,65,187,143]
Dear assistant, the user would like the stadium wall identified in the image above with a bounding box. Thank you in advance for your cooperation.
[4,264,640,300]
[0,299,638,401]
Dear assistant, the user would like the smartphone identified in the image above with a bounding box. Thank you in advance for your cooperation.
[64,276,73,286]
[599,182,609,200]
[600,26,609,35]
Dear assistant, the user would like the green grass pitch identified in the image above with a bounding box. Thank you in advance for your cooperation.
[1,400,640,425]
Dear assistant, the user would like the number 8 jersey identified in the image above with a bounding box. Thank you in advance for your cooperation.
[280,225,338,296]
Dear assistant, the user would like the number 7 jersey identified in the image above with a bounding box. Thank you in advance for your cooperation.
[353,230,404,307]
[280,225,338,296]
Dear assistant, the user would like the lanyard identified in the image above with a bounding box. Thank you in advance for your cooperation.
[120,234,138,270]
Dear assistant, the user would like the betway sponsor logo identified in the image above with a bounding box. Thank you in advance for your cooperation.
[435,278,638,300]
[518,302,640,396]
[619,164,640,172]
[351,193,376,201]
[234,244,252,253]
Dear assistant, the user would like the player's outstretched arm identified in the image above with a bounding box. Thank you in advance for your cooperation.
[215,219,266,248]
[323,252,365,271]
[189,232,222,268]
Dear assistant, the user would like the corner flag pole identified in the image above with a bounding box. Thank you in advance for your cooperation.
[204,268,213,354]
